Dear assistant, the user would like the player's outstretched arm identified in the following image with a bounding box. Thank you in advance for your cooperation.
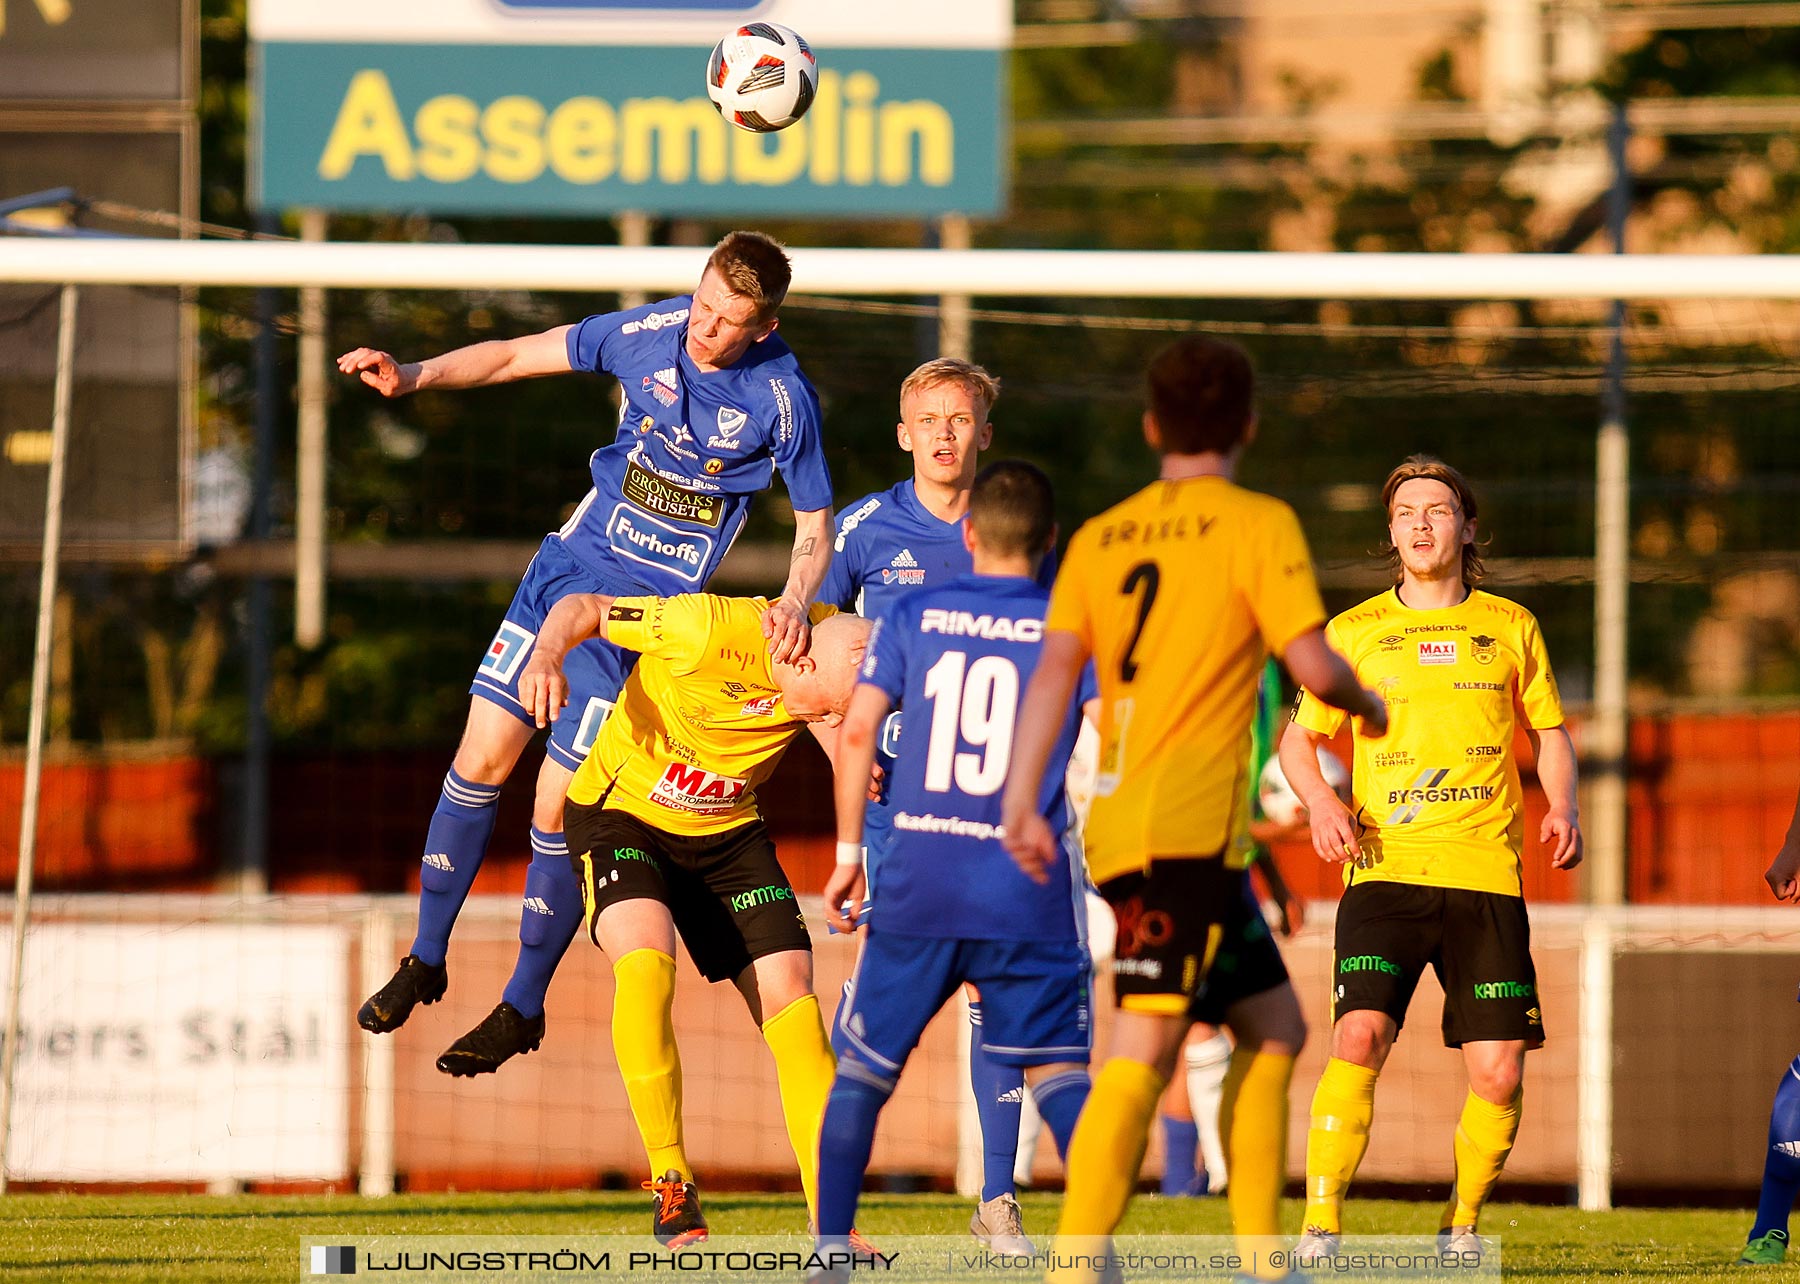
[1764,786,1800,901]
[824,683,891,931]
[336,325,575,398]
[515,592,617,727]
[763,507,835,664]
[1531,724,1584,870]
[1283,627,1389,738]
[1280,722,1362,866]
[1002,629,1088,885]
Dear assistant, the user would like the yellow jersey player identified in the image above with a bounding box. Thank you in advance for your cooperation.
[1001,336,1386,1284]
[1281,455,1581,1264]
[515,592,870,1248]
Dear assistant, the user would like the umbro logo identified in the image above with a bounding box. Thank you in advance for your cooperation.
[522,897,554,916]
[423,853,454,872]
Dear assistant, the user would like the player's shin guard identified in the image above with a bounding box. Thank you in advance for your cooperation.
[500,828,581,1018]
[1054,1058,1165,1239]
[1220,1047,1295,1273]
[1443,1086,1521,1232]
[1751,1057,1800,1240]
[1304,1057,1378,1234]
[969,1001,1026,1201]
[1187,1031,1234,1191]
[410,768,501,965]
[816,1067,892,1243]
[1030,1066,1090,1162]
[612,949,688,1181]
[762,993,837,1221]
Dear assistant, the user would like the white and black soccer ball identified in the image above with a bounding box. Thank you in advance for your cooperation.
[1257,746,1352,829]
[706,22,818,133]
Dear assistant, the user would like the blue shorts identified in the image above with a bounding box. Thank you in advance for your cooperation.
[469,535,641,772]
[835,932,1091,1088]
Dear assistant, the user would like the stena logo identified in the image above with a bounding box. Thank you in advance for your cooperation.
[1418,640,1457,666]
[650,761,748,814]
[620,307,689,336]
[919,609,1042,642]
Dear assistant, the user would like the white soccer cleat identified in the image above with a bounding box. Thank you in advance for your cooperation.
[970,1193,1036,1258]
[1437,1224,1486,1261]
[1293,1226,1341,1267]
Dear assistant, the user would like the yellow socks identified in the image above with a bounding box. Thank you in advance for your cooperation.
[1220,1047,1296,1275]
[1049,1055,1167,1284]
[761,993,837,1220]
[1304,1056,1378,1234]
[611,948,688,1181]
[1444,1087,1522,1230]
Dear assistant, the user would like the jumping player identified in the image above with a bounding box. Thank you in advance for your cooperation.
[339,231,834,1076]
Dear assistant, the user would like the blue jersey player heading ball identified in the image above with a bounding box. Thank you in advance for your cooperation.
[338,231,835,1076]
[813,461,1097,1272]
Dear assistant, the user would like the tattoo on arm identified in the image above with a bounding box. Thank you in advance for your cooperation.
[790,536,817,564]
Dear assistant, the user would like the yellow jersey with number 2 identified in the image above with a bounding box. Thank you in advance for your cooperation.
[1293,587,1565,897]
[1045,476,1327,883]
[566,594,839,837]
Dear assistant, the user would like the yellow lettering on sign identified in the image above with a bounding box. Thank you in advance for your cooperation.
[318,69,415,181]
[880,101,954,186]
[733,122,807,186]
[621,98,728,184]
[415,94,480,183]
[0,0,73,40]
[482,95,547,183]
[547,97,617,184]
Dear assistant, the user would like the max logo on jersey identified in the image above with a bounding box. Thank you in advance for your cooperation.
[708,405,748,450]
[643,367,679,407]
[740,695,780,717]
[479,621,535,684]
[651,762,747,814]
[1418,640,1457,666]
[919,609,1042,642]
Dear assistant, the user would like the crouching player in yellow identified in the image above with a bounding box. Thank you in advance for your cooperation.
[517,592,870,1247]
[1282,455,1582,1263]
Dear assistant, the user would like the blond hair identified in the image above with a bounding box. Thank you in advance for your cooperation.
[898,358,1001,418]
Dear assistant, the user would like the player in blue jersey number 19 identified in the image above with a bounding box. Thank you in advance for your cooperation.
[338,231,835,1076]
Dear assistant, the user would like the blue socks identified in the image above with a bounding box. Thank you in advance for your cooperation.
[500,827,582,1018]
[1029,1066,1090,1161]
[970,1001,1026,1201]
[410,768,501,966]
[817,1071,891,1241]
[1751,1056,1800,1240]
[1160,1114,1201,1196]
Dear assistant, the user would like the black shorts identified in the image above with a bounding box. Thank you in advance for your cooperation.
[1189,873,1291,1027]
[1332,880,1543,1049]
[1098,856,1237,1018]
[564,801,809,984]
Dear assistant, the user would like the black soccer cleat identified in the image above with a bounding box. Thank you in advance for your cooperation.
[356,954,447,1034]
[646,1169,709,1248]
[435,1001,546,1076]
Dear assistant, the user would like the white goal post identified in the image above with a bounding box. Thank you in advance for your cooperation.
[6,238,1800,1210]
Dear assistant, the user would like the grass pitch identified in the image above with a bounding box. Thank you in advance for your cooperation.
[0,1191,1772,1283]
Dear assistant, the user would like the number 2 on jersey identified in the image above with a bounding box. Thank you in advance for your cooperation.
[921,652,1020,796]
[1118,560,1160,683]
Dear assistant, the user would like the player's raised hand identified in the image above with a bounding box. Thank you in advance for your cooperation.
[1308,793,1362,865]
[1766,842,1800,901]
[823,864,867,933]
[1002,812,1057,885]
[516,654,569,728]
[1542,809,1583,869]
[336,347,421,398]
[761,598,812,664]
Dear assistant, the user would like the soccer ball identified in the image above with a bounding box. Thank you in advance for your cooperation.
[1257,747,1352,829]
[705,23,818,134]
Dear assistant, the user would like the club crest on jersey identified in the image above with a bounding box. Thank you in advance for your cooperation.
[880,548,925,586]
[708,405,749,450]
[1471,634,1498,664]
[643,367,679,407]
[650,762,747,814]
[1418,639,1457,666]
[479,621,535,684]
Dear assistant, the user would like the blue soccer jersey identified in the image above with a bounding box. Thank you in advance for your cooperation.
[821,480,1058,852]
[557,296,833,594]
[858,574,1094,942]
